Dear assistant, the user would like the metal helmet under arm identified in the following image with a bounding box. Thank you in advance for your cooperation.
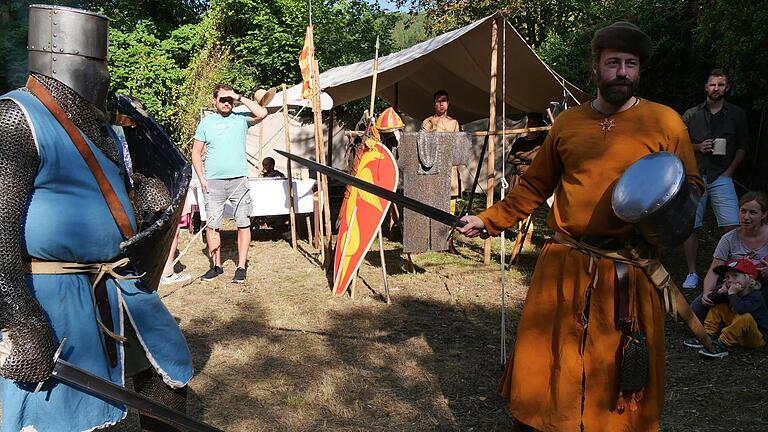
[612,151,700,248]
[27,4,110,113]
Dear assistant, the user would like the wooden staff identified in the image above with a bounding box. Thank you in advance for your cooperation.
[282,84,297,250]
[471,126,551,136]
[369,36,380,118]
[378,228,390,304]
[312,58,333,264]
[484,16,499,264]
[366,35,391,301]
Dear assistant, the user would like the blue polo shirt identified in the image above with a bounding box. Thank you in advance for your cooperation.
[194,112,250,179]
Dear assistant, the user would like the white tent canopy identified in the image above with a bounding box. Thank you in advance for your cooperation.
[278,12,590,123]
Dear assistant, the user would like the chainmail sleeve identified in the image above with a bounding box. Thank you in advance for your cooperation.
[0,99,57,382]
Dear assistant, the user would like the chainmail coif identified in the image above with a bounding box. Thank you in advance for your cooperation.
[0,99,57,382]
[31,73,121,165]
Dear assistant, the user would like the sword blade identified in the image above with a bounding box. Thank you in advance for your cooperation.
[276,149,465,228]
[52,359,222,432]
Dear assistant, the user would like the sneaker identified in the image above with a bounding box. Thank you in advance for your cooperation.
[201,266,223,281]
[232,267,247,284]
[682,272,699,289]
[160,272,192,285]
[698,339,729,359]
[683,337,704,349]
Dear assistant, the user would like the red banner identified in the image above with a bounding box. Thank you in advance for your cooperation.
[299,26,313,99]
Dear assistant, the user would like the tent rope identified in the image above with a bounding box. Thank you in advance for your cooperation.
[499,16,508,365]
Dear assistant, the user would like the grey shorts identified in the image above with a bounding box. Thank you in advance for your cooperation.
[204,177,252,229]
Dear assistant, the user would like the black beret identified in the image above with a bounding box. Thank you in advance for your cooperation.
[591,21,652,64]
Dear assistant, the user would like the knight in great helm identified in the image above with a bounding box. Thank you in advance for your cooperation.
[0,5,194,431]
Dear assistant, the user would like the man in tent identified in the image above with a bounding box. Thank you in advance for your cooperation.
[422,90,463,253]
[458,22,703,431]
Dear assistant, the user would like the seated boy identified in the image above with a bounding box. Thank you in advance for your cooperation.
[686,258,768,358]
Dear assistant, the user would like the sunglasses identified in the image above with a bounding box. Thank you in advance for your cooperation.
[217,96,235,104]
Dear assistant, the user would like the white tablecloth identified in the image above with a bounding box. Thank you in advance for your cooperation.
[187,177,316,220]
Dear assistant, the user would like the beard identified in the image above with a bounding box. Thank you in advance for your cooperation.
[595,73,639,106]
[708,92,724,102]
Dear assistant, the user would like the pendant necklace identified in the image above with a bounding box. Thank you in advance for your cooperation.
[591,97,639,134]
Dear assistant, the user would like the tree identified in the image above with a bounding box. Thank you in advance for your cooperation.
[695,0,768,110]
[108,21,205,138]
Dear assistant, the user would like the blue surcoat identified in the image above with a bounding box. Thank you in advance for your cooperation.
[0,90,193,431]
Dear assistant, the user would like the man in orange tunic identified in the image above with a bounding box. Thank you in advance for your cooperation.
[459,22,703,431]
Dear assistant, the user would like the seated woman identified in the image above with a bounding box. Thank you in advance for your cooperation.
[688,191,768,322]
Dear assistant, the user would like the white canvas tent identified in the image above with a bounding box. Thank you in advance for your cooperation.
[271,12,590,123]
[241,12,590,187]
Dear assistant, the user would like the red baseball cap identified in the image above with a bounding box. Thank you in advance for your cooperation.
[713,258,759,279]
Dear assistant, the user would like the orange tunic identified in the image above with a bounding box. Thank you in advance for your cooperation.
[479,100,703,432]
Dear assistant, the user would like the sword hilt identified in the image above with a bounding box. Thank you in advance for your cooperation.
[34,337,68,393]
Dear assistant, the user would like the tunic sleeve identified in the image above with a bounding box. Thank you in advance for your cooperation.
[478,130,562,235]
[666,116,704,194]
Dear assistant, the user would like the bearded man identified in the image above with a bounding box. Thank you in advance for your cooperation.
[459,22,703,431]
[680,69,752,290]
[0,5,193,431]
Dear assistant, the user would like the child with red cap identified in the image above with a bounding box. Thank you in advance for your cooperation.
[688,258,768,358]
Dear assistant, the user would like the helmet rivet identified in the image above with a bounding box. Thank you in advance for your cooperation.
[53,33,57,37]
[52,70,57,74]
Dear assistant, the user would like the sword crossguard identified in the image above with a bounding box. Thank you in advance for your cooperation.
[34,337,68,393]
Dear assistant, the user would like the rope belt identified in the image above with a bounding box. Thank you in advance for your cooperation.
[552,232,715,352]
[26,257,143,366]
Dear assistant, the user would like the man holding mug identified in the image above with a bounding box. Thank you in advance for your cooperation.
[681,69,752,289]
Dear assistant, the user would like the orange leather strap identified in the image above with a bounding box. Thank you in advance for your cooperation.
[26,76,135,239]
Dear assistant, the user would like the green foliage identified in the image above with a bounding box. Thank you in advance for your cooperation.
[0,0,33,92]
[204,0,396,95]
[391,12,429,50]
[82,0,207,35]
[695,0,768,110]
[108,21,205,142]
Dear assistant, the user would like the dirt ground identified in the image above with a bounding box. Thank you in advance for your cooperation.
[2,207,766,431]
[153,206,766,432]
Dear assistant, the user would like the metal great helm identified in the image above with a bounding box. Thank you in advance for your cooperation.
[27,4,110,112]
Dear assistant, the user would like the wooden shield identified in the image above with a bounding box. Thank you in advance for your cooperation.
[332,142,398,295]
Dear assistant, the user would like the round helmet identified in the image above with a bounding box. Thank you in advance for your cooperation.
[375,107,404,132]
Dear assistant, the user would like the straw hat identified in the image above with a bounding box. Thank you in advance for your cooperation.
[254,87,276,107]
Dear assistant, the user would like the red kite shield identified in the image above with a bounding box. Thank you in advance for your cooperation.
[333,142,398,295]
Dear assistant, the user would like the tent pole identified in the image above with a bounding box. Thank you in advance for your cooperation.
[283,84,298,250]
[394,82,399,111]
[313,59,334,265]
[308,29,326,261]
[327,109,334,168]
[258,123,264,170]
[484,16,499,265]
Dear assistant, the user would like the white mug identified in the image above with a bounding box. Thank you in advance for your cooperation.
[713,138,727,155]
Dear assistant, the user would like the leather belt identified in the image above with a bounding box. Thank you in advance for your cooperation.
[25,258,141,367]
[581,235,626,251]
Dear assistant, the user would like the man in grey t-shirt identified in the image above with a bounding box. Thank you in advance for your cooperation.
[681,69,752,289]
